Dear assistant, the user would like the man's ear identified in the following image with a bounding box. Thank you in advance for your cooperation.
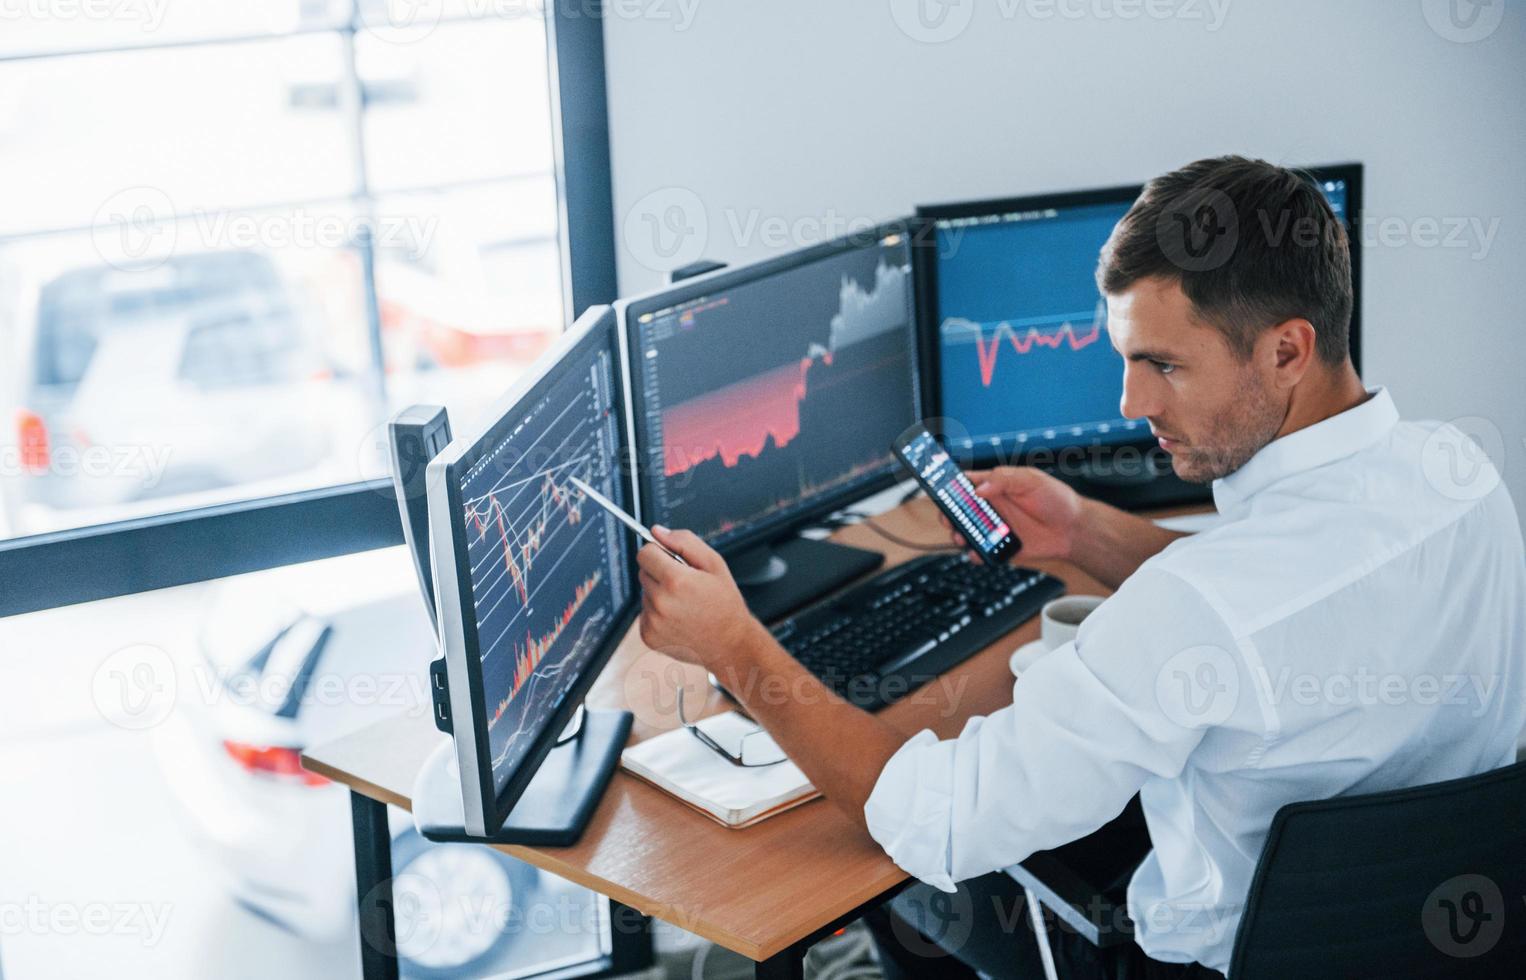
[1266,317,1317,389]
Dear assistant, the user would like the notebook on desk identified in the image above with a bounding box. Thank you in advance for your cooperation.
[621,712,820,828]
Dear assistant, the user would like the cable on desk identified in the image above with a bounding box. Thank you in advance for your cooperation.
[830,512,959,554]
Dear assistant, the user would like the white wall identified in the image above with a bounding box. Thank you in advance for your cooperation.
[601,0,1526,520]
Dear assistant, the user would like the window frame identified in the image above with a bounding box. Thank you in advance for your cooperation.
[0,1,617,619]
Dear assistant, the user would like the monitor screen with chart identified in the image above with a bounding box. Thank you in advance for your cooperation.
[919,186,1144,462]
[624,223,922,553]
[427,305,639,835]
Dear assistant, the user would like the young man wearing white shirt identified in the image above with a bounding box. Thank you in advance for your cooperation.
[634,156,1526,978]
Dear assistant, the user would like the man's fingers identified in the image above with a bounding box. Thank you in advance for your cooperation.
[977,465,1039,498]
[652,526,726,574]
[637,543,678,585]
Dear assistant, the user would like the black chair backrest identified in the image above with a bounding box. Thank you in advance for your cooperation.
[1229,760,1526,978]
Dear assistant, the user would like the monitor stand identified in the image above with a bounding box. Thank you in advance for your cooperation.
[412,705,633,846]
[728,537,884,624]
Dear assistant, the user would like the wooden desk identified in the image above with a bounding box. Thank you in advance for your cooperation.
[303,498,1196,979]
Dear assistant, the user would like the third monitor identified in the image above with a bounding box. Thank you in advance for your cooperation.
[916,164,1361,508]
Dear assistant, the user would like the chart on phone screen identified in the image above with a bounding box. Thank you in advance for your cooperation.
[904,430,1010,551]
[457,339,632,790]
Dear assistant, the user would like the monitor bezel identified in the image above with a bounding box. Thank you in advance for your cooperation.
[426,305,639,837]
[620,218,928,558]
[1301,162,1363,376]
[913,164,1363,467]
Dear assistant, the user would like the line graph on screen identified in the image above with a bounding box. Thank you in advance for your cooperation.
[941,299,1107,387]
[660,259,908,478]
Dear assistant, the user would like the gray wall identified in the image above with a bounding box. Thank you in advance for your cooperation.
[602,0,1526,520]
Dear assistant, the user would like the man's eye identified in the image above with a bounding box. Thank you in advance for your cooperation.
[1152,360,1176,375]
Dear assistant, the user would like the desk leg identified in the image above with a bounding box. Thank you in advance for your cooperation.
[350,791,399,980]
[754,942,806,980]
[607,899,655,973]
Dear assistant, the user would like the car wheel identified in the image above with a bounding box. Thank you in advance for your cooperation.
[387,829,537,977]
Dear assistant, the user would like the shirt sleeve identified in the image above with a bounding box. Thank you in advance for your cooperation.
[862,566,1251,892]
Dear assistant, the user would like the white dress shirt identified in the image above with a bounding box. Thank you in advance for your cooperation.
[863,388,1526,974]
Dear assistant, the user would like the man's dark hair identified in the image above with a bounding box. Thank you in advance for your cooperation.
[1096,155,1353,365]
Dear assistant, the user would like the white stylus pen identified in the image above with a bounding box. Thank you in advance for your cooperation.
[567,475,688,566]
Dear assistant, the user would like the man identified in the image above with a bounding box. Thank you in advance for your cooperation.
[635,156,1526,977]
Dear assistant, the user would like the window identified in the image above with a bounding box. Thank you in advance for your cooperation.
[0,2,568,543]
[0,545,625,979]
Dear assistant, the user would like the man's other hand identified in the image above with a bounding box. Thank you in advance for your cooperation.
[938,466,1083,562]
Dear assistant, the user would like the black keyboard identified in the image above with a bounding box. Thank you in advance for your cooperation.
[766,553,1065,711]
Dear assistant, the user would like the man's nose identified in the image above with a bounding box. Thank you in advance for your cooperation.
[1119,363,1156,421]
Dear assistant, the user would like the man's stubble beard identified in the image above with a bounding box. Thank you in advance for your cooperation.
[1172,374,1286,484]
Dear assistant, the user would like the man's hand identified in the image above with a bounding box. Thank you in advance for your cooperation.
[938,466,1083,562]
[637,525,760,669]
[637,532,928,836]
[938,465,1191,588]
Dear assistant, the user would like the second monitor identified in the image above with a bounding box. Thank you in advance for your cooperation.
[622,222,923,622]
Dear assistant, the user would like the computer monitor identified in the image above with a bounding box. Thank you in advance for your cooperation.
[915,164,1363,504]
[916,184,1145,466]
[621,222,923,621]
[423,305,637,841]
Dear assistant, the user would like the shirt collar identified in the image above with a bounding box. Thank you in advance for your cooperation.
[1213,386,1399,509]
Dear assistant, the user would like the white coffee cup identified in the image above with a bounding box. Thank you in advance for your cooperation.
[1009,594,1105,675]
[1041,595,1105,651]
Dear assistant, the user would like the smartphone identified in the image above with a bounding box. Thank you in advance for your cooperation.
[892,426,1021,565]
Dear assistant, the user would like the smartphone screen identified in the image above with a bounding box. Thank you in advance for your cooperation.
[893,427,1021,565]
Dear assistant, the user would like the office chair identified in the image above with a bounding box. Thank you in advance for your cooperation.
[1013,761,1526,979]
